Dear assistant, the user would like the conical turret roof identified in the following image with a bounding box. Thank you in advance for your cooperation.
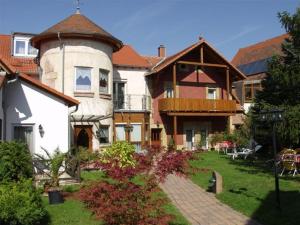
[31,13,122,51]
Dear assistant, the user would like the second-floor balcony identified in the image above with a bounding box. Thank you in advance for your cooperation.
[158,98,237,115]
[114,94,151,111]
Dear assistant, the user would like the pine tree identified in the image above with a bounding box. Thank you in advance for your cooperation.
[253,8,300,147]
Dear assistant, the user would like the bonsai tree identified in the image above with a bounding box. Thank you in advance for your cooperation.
[35,148,65,189]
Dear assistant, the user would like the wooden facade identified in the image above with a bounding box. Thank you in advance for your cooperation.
[113,112,150,147]
[148,40,245,149]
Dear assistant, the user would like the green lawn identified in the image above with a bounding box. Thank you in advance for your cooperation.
[44,170,189,225]
[189,151,300,225]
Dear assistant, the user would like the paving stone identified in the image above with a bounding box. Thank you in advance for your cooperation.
[160,174,263,225]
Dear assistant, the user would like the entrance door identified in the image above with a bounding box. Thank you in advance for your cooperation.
[200,128,208,149]
[151,128,161,147]
[185,129,194,150]
[74,125,93,150]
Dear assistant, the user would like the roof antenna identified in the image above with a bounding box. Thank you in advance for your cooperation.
[76,0,81,14]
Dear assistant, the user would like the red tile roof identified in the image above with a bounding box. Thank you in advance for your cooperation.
[232,33,289,66]
[0,58,79,107]
[31,13,122,52]
[0,34,38,76]
[112,45,150,68]
[142,55,164,68]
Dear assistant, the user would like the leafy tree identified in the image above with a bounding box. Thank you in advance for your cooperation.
[252,8,300,147]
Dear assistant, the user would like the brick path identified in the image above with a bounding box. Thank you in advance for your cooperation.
[160,174,262,225]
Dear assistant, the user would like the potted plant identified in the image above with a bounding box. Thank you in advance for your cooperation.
[35,148,65,204]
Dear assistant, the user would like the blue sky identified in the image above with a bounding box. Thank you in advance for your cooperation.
[0,0,299,60]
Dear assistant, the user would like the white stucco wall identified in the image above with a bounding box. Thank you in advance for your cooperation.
[5,80,69,155]
[113,67,150,111]
[39,38,114,149]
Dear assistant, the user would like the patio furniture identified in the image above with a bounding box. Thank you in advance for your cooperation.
[217,141,235,154]
[230,145,262,160]
[279,149,298,176]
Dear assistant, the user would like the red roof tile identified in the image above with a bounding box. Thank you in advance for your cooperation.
[112,45,150,68]
[142,55,164,68]
[232,33,289,66]
[0,58,79,107]
[31,13,122,51]
[0,34,38,76]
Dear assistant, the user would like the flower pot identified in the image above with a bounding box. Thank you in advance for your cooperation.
[48,190,64,204]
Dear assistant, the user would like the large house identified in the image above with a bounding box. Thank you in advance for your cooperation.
[0,11,246,152]
[146,38,245,149]
[232,34,288,113]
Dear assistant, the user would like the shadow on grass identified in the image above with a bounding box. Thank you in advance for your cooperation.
[249,190,300,225]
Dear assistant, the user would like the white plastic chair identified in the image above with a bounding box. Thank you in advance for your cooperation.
[232,145,262,160]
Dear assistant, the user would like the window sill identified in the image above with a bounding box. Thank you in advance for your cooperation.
[99,93,112,100]
[74,92,95,98]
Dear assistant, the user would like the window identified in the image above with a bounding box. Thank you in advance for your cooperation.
[131,124,142,151]
[164,83,173,98]
[115,124,126,141]
[99,69,109,93]
[75,67,91,91]
[113,82,125,109]
[244,82,262,102]
[13,37,38,57]
[97,126,109,144]
[207,87,217,99]
[13,125,34,153]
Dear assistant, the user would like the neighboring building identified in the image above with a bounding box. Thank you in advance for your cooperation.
[146,38,245,150]
[0,58,79,155]
[112,45,152,150]
[232,34,288,114]
[31,11,123,150]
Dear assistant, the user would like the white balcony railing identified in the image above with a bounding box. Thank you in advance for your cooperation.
[114,94,151,111]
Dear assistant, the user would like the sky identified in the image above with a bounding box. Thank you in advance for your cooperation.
[0,0,299,60]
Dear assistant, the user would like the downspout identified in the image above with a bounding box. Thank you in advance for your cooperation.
[3,72,19,140]
[57,32,65,94]
[68,105,78,149]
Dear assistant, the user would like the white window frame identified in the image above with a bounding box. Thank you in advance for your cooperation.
[12,123,35,154]
[207,87,217,100]
[99,69,110,94]
[13,37,38,57]
[98,125,110,144]
[74,66,92,92]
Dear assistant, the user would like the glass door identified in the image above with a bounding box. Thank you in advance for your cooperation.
[113,82,125,109]
[185,129,194,150]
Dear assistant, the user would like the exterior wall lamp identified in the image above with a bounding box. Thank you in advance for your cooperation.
[39,124,45,138]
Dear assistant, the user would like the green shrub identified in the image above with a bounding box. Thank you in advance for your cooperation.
[101,141,136,168]
[76,147,99,162]
[0,179,48,225]
[0,141,33,182]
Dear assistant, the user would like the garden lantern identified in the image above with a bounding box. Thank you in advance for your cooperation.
[259,109,283,210]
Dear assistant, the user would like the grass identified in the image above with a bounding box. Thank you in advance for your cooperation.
[43,198,102,225]
[189,151,300,225]
[45,170,189,225]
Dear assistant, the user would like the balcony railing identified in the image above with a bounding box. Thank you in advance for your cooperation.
[158,98,237,113]
[114,94,151,111]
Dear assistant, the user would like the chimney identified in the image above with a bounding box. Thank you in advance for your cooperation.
[158,45,166,57]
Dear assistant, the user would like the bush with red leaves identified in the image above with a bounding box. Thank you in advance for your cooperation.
[79,176,172,225]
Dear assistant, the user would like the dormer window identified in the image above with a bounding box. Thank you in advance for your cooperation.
[13,36,38,57]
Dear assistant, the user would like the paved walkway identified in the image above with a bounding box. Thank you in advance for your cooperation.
[159,175,262,225]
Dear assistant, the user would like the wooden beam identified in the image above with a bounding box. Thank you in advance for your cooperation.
[226,67,230,100]
[200,45,204,63]
[167,112,235,116]
[177,60,227,68]
[173,63,176,98]
[173,115,177,148]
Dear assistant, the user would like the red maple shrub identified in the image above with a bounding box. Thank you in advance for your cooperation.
[79,176,172,225]
[79,143,198,224]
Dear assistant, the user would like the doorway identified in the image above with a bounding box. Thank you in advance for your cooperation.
[185,129,195,150]
[151,128,162,147]
[74,125,93,150]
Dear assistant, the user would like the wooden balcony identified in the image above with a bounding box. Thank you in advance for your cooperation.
[158,98,237,116]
